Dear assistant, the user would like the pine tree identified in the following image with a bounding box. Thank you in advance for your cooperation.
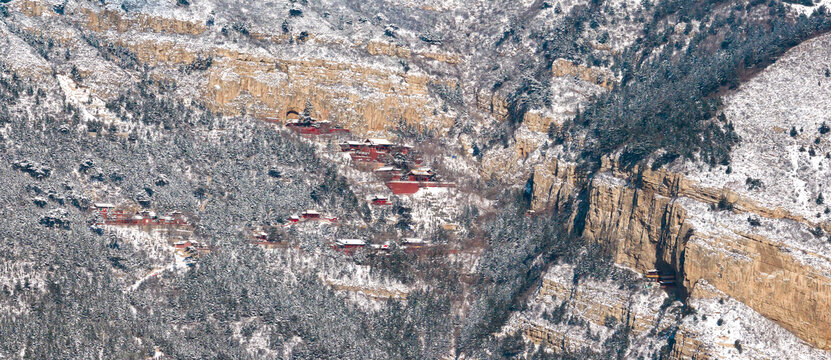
[301,100,315,122]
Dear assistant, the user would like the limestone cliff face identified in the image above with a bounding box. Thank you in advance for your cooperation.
[115,38,200,66]
[674,280,831,359]
[43,6,460,137]
[419,50,462,65]
[527,30,831,354]
[473,91,561,131]
[122,37,457,135]
[551,58,615,91]
[366,41,462,65]
[11,0,50,17]
[80,8,207,35]
[581,173,691,275]
[367,41,412,59]
[515,239,831,359]
[530,155,831,350]
[512,264,683,357]
[529,159,581,213]
[521,110,561,133]
[479,127,549,184]
[684,231,831,349]
[522,325,593,354]
[475,89,509,122]
[203,54,455,135]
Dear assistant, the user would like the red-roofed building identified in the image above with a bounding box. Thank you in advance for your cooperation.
[301,210,321,220]
[334,239,366,253]
[386,168,456,195]
[374,167,402,181]
[371,196,391,206]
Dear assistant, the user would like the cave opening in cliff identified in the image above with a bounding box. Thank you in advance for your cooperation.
[285,109,300,121]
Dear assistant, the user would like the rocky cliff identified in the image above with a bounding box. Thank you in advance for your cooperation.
[557,31,831,351]
[525,34,831,348]
[4,0,831,357]
[509,262,831,359]
[526,141,831,350]
[12,1,460,138]
[571,157,831,350]
[528,32,831,346]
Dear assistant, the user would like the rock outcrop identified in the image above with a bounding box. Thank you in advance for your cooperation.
[12,4,462,137]
[683,222,831,350]
[530,154,831,351]
[204,55,455,134]
[80,7,207,35]
[509,264,680,357]
[674,281,831,359]
[529,159,581,213]
[551,58,615,91]
[513,260,831,359]
[581,171,691,275]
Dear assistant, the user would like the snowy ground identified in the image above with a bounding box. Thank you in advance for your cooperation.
[681,281,831,360]
[673,32,831,227]
[321,262,411,310]
[787,0,831,16]
[57,74,121,126]
[677,197,831,275]
[103,225,188,292]
[504,262,679,357]
[126,251,189,293]
[255,245,413,310]
[0,22,52,77]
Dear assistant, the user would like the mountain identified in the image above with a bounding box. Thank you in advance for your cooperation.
[1,0,830,358]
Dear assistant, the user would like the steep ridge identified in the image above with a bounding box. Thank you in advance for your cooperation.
[516,264,675,354]
[11,1,459,137]
[526,32,831,351]
[112,35,457,133]
[509,262,831,359]
[581,159,831,350]
[3,0,831,357]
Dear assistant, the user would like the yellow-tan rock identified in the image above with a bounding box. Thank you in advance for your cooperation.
[81,8,207,35]
[684,232,831,349]
[542,155,831,350]
[551,58,615,90]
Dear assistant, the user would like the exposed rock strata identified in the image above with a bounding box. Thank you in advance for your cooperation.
[531,156,831,350]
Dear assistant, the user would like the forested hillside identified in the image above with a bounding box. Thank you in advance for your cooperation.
[1,0,830,358]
